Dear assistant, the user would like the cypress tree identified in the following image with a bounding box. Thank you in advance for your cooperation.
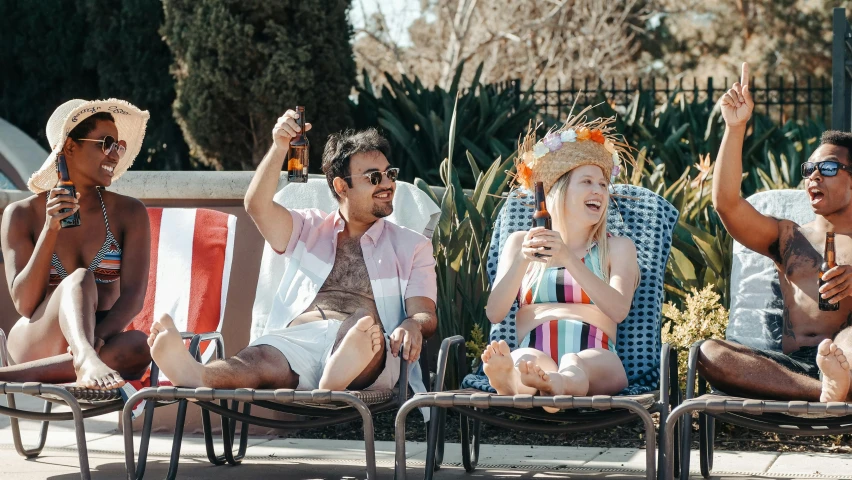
[162,0,355,170]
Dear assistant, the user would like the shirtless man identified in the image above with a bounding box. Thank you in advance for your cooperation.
[148,111,437,392]
[700,63,852,403]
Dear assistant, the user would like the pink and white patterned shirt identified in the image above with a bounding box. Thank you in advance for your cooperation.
[264,208,437,393]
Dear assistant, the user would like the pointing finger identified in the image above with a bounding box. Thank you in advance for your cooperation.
[741,62,749,87]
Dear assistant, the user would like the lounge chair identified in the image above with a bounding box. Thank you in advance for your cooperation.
[122,179,441,480]
[393,184,680,480]
[662,189,852,480]
[0,207,236,480]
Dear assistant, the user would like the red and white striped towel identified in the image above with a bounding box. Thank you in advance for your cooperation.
[122,208,236,416]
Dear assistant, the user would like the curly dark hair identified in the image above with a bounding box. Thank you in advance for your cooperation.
[321,128,392,201]
[819,130,852,164]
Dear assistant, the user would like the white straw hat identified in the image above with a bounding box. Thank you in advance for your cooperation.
[27,98,150,193]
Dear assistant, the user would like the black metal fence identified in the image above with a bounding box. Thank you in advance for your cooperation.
[496,76,832,126]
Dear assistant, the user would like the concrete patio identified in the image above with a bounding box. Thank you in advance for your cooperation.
[2,394,851,479]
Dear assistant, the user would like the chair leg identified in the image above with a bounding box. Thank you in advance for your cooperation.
[166,399,189,480]
[424,408,441,480]
[201,402,227,466]
[220,400,248,465]
[435,408,446,466]
[8,394,52,459]
[133,398,158,479]
[459,409,480,473]
[678,408,692,479]
[706,416,715,472]
[697,378,712,479]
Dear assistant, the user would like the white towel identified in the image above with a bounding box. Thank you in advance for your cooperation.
[251,178,441,340]
[728,189,813,350]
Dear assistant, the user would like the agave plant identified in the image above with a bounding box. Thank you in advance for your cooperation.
[352,62,537,188]
[416,96,515,387]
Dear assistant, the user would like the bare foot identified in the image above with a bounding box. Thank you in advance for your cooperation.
[817,339,851,402]
[149,314,205,388]
[519,361,567,396]
[318,316,383,390]
[481,340,522,395]
[73,352,124,390]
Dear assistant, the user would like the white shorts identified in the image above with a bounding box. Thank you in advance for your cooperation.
[250,319,399,390]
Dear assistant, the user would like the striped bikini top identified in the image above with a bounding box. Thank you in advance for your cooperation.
[518,242,606,306]
[49,188,122,286]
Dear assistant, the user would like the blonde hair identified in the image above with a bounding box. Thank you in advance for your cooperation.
[527,169,611,298]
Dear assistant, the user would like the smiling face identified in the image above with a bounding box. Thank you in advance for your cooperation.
[555,164,610,226]
[337,151,396,222]
[804,144,852,216]
[64,118,122,188]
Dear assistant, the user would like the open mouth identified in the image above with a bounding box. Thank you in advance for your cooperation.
[808,187,825,205]
[374,190,393,201]
[585,199,602,213]
[101,164,116,177]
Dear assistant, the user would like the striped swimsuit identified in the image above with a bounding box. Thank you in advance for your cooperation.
[517,243,616,363]
[49,188,122,286]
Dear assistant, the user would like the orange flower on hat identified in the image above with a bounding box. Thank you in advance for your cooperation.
[590,129,605,144]
[576,127,591,141]
[516,161,533,189]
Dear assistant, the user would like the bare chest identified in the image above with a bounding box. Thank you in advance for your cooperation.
[319,237,373,298]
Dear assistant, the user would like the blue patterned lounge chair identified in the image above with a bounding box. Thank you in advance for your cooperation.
[393,184,680,480]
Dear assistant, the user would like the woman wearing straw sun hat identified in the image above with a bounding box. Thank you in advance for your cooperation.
[481,109,641,404]
[0,99,152,390]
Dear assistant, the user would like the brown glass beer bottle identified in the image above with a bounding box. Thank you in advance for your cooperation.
[819,232,840,311]
[55,153,81,228]
[287,106,309,183]
[532,181,551,257]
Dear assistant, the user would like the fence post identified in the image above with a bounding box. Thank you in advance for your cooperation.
[832,7,852,131]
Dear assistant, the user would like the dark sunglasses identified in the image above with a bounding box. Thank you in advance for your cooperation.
[76,135,127,158]
[344,167,400,186]
[801,161,852,178]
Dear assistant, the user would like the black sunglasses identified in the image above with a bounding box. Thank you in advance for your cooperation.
[344,167,400,186]
[801,161,852,178]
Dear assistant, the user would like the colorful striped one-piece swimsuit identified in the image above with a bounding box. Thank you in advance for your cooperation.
[517,243,616,363]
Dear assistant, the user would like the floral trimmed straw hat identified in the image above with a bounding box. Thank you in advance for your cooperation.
[510,106,634,195]
[27,98,150,194]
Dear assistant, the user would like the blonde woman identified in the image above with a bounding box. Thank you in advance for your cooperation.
[482,116,640,398]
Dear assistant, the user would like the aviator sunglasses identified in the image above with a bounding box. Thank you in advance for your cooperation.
[801,160,852,178]
[76,135,127,158]
[344,167,400,185]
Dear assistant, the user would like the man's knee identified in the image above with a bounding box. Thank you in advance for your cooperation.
[234,345,298,387]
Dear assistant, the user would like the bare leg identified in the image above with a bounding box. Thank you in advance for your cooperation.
[6,268,123,389]
[697,339,822,400]
[149,314,298,389]
[319,310,385,391]
[0,330,151,383]
[521,348,627,397]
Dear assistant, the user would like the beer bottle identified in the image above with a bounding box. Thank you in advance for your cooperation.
[819,232,840,311]
[532,181,551,258]
[55,153,81,228]
[286,106,309,183]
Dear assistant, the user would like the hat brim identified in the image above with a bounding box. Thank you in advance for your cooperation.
[27,99,149,194]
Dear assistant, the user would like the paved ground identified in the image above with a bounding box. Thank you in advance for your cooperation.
[2,394,851,479]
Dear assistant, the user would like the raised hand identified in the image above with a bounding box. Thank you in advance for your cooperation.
[720,62,754,128]
[272,109,312,149]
